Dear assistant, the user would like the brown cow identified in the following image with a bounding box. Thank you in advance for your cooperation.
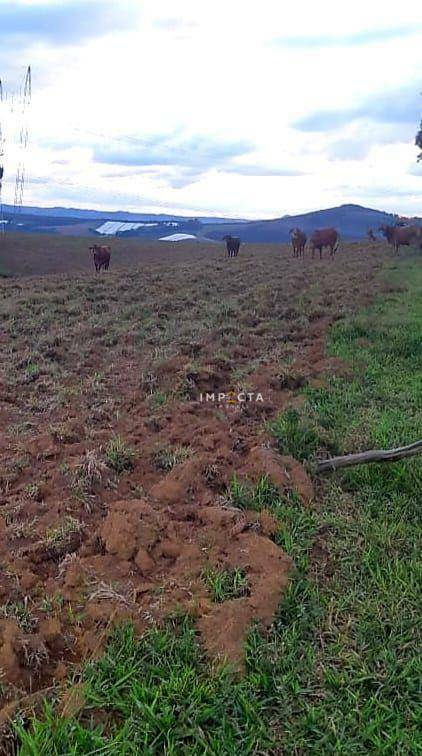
[378,224,422,254]
[310,228,338,259]
[289,227,307,258]
[89,244,111,271]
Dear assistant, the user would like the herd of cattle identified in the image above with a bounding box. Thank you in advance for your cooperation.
[289,228,338,259]
[220,230,338,260]
[89,222,422,271]
[288,223,422,259]
[221,223,422,260]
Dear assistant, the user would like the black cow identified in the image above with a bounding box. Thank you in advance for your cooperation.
[222,235,241,258]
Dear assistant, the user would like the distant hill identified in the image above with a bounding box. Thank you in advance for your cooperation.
[0,202,418,241]
[0,204,246,225]
[204,204,416,242]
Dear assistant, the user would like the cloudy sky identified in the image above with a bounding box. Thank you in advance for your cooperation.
[0,0,421,218]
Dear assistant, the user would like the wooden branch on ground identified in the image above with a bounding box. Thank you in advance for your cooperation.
[316,439,422,473]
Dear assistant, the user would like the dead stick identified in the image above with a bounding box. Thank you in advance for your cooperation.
[316,439,422,473]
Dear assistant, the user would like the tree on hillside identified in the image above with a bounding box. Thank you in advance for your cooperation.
[416,119,422,161]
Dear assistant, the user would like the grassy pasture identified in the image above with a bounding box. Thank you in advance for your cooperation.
[0,233,230,277]
[0,238,420,752]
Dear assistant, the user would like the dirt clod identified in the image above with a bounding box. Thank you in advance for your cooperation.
[134,548,155,574]
[100,498,159,559]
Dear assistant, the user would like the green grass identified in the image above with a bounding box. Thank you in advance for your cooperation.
[269,407,322,461]
[227,473,291,512]
[0,599,38,633]
[44,516,82,550]
[153,445,190,472]
[105,435,136,474]
[15,257,422,753]
[15,619,273,754]
[202,567,250,602]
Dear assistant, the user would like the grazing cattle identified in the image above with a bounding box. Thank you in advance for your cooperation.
[222,235,241,258]
[89,244,111,271]
[367,228,376,242]
[289,227,307,258]
[309,228,338,259]
[378,224,422,254]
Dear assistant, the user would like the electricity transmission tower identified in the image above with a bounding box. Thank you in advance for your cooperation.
[0,79,4,234]
[0,66,32,236]
[13,66,32,217]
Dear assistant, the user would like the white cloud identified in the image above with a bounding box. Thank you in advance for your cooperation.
[1,0,421,217]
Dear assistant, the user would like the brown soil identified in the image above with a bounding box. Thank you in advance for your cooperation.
[0,238,388,708]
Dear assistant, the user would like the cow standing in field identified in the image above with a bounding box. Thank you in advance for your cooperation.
[310,228,338,259]
[222,235,241,258]
[378,224,422,254]
[367,229,376,242]
[90,244,111,271]
[289,227,307,258]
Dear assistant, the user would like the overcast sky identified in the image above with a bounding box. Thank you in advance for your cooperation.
[0,0,421,218]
